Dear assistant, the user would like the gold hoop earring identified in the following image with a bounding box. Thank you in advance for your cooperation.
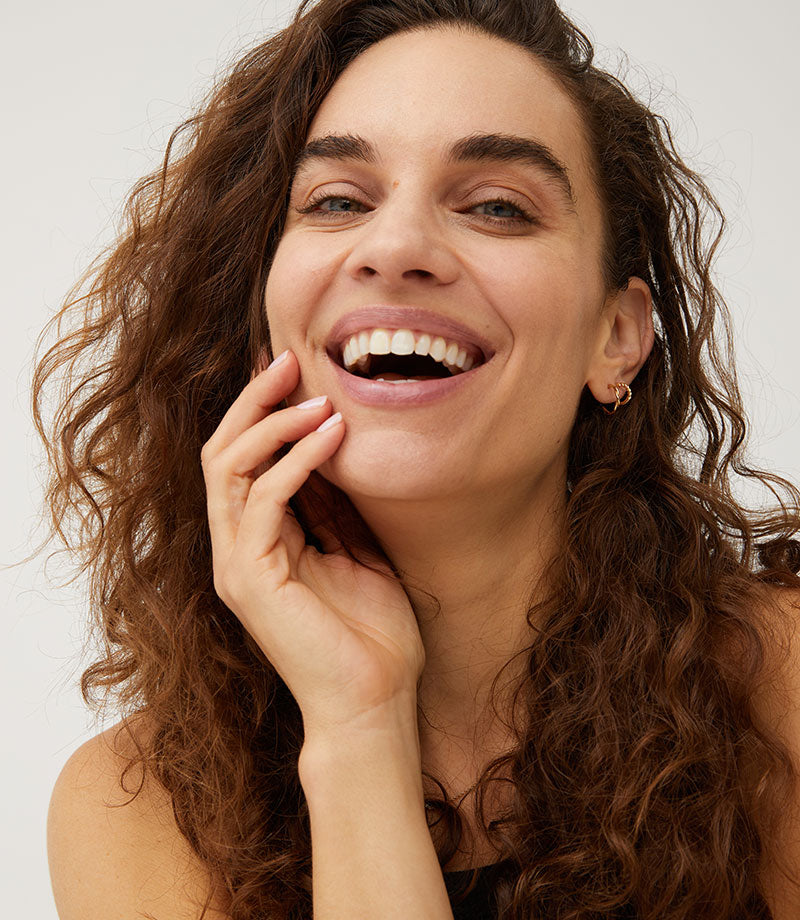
[602,382,632,415]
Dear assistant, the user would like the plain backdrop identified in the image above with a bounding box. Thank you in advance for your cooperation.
[2,0,798,914]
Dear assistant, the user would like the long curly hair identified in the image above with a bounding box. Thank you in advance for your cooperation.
[31,0,800,917]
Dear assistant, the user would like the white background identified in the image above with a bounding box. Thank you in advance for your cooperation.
[2,0,798,914]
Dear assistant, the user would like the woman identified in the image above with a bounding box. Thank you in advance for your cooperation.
[36,0,800,917]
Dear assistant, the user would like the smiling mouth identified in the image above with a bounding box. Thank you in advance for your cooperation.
[334,351,474,380]
[327,334,487,381]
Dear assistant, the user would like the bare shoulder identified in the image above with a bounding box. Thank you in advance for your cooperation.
[748,584,800,919]
[749,583,800,722]
[47,712,231,920]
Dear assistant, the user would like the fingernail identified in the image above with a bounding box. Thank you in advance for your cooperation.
[316,411,343,432]
[296,395,328,410]
[268,349,290,370]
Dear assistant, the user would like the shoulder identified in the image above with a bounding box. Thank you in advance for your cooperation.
[748,583,800,726]
[47,713,230,920]
[747,584,800,918]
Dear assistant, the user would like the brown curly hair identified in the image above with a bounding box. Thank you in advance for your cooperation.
[30,0,800,917]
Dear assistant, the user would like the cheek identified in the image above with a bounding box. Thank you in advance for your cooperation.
[483,244,597,347]
[264,237,325,338]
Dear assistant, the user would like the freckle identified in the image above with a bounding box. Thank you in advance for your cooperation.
[392,180,399,189]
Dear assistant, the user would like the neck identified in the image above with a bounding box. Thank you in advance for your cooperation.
[345,470,567,773]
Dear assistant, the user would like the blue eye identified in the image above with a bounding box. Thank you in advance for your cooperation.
[317,196,365,213]
[472,199,528,220]
[297,195,367,216]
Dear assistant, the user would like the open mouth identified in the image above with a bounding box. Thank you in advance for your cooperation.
[336,351,473,380]
[327,329,487,382]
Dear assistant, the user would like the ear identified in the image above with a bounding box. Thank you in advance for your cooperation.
[585,277,655,407]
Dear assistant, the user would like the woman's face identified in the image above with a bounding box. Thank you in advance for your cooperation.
[265,25,619,504]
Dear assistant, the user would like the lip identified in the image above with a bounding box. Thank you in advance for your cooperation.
[325,305,496,364]
[326,350,488,406]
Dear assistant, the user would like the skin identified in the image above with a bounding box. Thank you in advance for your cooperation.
[204,24,654,865]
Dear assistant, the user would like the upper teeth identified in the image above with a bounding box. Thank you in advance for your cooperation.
[340,328,477,375]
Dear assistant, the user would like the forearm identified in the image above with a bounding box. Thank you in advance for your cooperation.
[298,713,454,920]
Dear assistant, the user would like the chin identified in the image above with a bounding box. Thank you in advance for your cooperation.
[317,430,464,502]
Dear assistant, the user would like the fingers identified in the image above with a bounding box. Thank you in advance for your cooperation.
[204,349,299,458]
[234,412,344,565]
[221,396,333,478]
[202,347,348,564]
[205,397,341,558]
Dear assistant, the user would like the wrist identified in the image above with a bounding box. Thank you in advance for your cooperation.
[300,693,420,762]
[297,705,452,920]
[299,709,423,796]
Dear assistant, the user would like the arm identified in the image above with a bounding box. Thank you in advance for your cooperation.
[299,712,454,920]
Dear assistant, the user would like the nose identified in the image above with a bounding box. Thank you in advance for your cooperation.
[341,190,460,288]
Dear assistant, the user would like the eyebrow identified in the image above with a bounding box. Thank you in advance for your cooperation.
[291,131,576,205]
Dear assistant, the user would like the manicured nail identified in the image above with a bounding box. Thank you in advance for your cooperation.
[268,349,290,370]
[316,411,343,432]
[296,395,328,410]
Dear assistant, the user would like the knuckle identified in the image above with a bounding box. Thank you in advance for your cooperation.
[200,440,216,468]
[249,472,274,500]
[213,570,235,606]
[201,448,227,479]
[253,458,273,480]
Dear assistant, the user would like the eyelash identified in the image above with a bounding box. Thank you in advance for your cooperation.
[295,192,537,225]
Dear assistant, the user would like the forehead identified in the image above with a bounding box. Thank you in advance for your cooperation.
[306,26,596,203]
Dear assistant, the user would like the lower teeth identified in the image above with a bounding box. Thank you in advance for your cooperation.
[374,376,440,383]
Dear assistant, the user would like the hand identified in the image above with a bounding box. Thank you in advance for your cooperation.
[200,350,425,739]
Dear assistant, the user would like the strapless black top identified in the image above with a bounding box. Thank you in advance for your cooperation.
[443,862,644,919]
[442,860,511,920]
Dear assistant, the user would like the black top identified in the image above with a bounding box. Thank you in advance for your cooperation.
[443,862,643,919]
[443,861,511,920]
